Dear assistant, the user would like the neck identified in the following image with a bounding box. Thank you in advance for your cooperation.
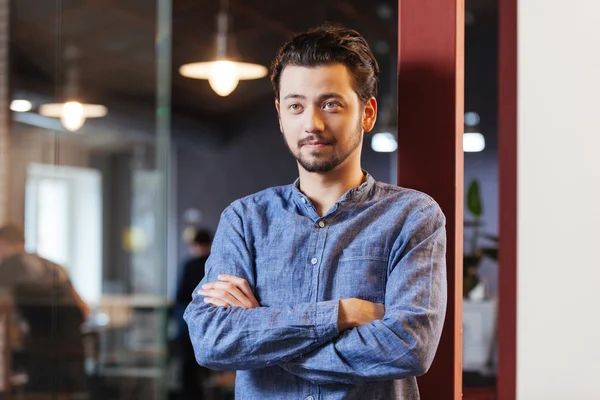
[1,246,24,261]
[297,156,365,216]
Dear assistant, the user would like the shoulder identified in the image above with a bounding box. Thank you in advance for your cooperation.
[373,181,442,213]
[30,254,70,280]
[368,182,446,233]
[223,185,291,217]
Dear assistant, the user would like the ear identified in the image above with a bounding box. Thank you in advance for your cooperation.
[275,99,283,133]
[362,97,378,132]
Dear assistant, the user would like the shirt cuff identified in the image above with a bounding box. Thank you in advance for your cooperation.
[315,299,340,341]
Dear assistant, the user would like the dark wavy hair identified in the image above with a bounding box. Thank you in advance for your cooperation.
[270,24,380,103]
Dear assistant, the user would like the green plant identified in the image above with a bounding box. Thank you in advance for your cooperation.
[466,180,483,255]
[463,179,498,297]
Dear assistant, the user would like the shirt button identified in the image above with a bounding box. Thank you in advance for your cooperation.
[310,258,318,265]
[318,221,325,228]
[301,198,307,204]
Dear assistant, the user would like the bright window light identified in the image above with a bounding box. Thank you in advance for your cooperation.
[10,99,33,112]
[371,132,398,152]
[463,132,486,152]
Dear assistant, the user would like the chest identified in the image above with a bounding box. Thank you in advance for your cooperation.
[253,217,392,305]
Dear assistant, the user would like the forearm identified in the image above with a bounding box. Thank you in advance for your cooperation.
[280,208,448,384]
[183,203,345,370]
[183,296,340,371]
[278,307,444,384]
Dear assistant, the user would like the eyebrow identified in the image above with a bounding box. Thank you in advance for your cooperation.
[282,92,345,101]
[283,94,306,100]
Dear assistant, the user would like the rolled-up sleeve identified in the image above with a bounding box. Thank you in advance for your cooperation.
[278,202,447,384]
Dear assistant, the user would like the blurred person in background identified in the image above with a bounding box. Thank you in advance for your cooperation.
[175,229,213,399]
[0,223,89,395]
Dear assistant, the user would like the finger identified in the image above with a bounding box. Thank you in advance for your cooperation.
[202,280,249,297]
[201,281,227,290]
[202,282,254,308]
[204,297,230,307]
[201,281,218,290]
[217,275,258,305]
[198,289,243,307]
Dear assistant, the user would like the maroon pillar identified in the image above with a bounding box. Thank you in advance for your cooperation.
[397,1,464,399]
[498,0,518,398]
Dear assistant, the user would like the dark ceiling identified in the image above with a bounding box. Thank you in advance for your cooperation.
[10,0,497,128]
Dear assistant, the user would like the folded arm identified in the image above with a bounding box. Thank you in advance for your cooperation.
[277,203,448,384]
[183,205,340,371]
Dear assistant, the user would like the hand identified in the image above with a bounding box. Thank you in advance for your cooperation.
[338,298,384,332]
[198,274,259,309]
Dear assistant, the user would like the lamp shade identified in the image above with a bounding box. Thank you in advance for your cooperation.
[39,101,108,132]
[179,60,268,96]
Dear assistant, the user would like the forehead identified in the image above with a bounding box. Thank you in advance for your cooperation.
[279,64,355,98]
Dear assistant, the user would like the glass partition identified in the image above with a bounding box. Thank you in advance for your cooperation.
[2,1,173,398]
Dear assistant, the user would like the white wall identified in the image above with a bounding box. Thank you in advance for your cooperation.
[518,1,600,398]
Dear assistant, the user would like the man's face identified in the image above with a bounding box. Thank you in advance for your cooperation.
[275,64,377,173]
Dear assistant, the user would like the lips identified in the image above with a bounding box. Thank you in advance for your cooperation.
[299,137,334,147]
[304,141,330,146]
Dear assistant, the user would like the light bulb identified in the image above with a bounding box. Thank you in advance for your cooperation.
[60,101,86,131]
[10,99,33,112]
[371,132,398,152]
[208,60,239,96]
[463,132,485,152]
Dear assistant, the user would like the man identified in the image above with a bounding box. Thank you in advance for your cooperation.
[176,229,212,308]
[0,223,89,393]
[184,25,447,400]
[175,229,213,399]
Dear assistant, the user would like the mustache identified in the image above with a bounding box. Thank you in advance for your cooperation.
[298,135,335,147]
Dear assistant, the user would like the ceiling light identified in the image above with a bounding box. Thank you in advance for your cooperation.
[10,99,33,112]
[180,60,267,97]
[463,132,485,152]
[179,0,267,96]
[39,46,107,132]
[39,102,107,132]
[371,132,398,153]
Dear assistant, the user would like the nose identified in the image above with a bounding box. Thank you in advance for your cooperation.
[303,107,325,134]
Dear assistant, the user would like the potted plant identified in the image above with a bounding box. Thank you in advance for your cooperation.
[463,180,498,298]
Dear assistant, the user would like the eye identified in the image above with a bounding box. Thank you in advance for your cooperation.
[288,103,303,112]
[323,101,341,110]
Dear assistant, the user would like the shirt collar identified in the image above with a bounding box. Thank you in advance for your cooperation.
[290,170,375,207]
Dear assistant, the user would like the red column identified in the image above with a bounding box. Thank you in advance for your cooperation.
[397,1,464,399]
[498,0,518,398]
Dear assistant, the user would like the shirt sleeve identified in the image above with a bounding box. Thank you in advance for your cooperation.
[183,204,340,371]
[278,202,448,384]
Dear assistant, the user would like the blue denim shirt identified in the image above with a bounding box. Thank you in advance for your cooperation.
[184,173,447,400]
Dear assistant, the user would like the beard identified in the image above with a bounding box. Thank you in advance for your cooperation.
[283,116,363,173]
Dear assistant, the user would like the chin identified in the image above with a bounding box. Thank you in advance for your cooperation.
[298,159,339,174]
